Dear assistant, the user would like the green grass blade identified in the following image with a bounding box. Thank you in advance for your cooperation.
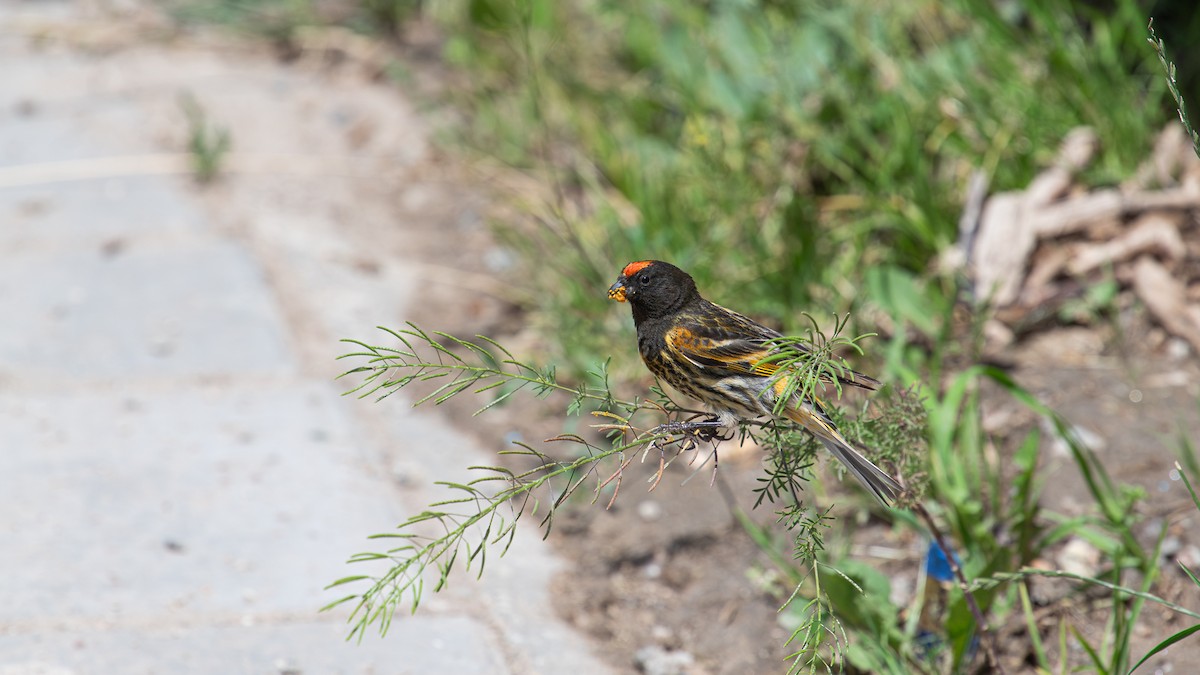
[1127,623,1200,674]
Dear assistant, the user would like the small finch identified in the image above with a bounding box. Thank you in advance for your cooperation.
[608,260,901,505]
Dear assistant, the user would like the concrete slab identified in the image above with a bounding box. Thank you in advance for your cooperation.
[0,616,508,675]
[0,239,295,378]
[0,3,614,672]
[0,382,394,623]
[0,177,205,241]
[375,403,614,675]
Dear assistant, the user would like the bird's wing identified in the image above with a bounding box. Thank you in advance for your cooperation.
[665,325,780,377]
[664,304,781,377]
[666,303,881,390]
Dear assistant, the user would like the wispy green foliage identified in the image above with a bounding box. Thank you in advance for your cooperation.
[760,314,874,418]
[328,322,909,657]
[1148,17,1200,159]
[339,323,622,415]
[1126,462,1200,673]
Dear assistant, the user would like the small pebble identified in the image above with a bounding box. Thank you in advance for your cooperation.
[1057,538,1101,578]
[1166,338,1191,361]
[390,460,418,487]
[634,645,694,675]
[1177,544,1200,570]
[637,500,663,522]
[1161,535,1182,559]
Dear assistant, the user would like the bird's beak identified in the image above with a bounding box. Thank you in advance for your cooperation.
[607,278,628,303]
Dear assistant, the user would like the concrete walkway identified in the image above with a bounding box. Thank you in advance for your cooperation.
[0,4,610,674]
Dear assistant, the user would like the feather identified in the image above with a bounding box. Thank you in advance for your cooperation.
[665,313,881,391]
[784,405,902,505]
[612,259,898,505]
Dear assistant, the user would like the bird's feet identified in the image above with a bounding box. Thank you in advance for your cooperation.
[649,415,735,444]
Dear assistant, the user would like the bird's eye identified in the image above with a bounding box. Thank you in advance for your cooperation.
[638,274,651,286]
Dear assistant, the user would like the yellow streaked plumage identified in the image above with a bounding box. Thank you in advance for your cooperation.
[609,260,901,505]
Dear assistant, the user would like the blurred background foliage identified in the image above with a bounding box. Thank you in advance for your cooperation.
[171,0,1189,383]
[430,0,1176,382]
[174,0,1200,670]
[456,0,1179,373]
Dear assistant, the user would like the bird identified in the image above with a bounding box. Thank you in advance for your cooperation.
[607,259,902,505]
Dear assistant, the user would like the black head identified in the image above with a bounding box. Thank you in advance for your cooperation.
[608,260,700,323]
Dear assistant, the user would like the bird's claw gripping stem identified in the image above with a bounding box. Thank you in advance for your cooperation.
[649,416,735,444]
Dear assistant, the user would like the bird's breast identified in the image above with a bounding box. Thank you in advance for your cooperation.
[635,321,667,360]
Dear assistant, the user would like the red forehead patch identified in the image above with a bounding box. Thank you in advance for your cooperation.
[621,260,654,277]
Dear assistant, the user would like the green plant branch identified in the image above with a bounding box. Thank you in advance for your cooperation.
[338,323,626,415]
[970,568,1200,624]
[327,321,890,656]
[1148,18,1200,160]
[760,313,877,418]
[325,433,649,639]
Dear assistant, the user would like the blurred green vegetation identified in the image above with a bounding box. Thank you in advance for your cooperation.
[403,1,1193,670]
[169,0,424,40]
[175,0,1200,670]
[171,0,1178,380]
[419,0,1170,382]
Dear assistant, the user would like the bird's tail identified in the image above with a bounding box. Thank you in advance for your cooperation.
[784,405,902,506]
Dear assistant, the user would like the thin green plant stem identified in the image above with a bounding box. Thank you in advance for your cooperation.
[915,502,1005,674]
[1148,18,1200,159]
[971,569,1200,623]
[1018,580,1050,670]
[717,474,806,588]
[327,432,652,639]
[1178,460,1200,511]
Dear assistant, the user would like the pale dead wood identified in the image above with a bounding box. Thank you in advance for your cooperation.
[1066,213,1187,276]
[1132,257,1200,354]
[1029,189,1125,238]
[972,192,1034,306]
[970,123,1200,356]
